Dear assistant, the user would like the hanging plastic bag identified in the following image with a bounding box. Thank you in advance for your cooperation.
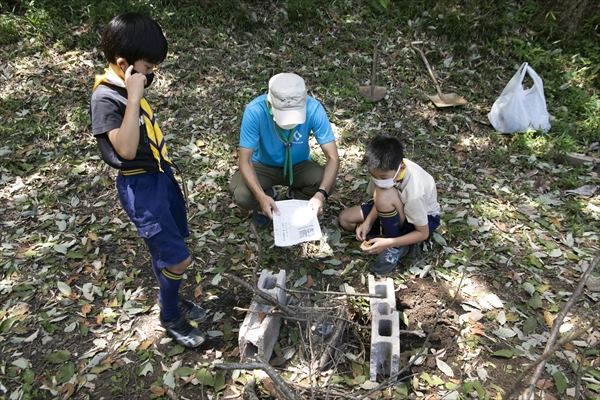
[488,62,551,134]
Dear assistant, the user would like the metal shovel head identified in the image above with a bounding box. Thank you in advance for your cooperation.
[359,85,387,102]
[427,92,467,108]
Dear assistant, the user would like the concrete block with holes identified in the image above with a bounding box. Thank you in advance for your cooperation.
[368,274,400,382]
[368,274,396,313]
[238,269,287,362]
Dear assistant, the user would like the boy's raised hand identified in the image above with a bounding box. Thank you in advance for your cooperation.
[360,237,394,254]
[124,65,146,102]
[355,221,372,241]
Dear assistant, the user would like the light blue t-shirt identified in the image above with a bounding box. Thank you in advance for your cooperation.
[239,94,335,167]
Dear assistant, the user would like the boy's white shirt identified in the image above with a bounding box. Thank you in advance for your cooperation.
[367,158,440,226]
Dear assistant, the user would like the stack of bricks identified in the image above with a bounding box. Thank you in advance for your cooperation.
[368,274,400,382]
[238,270,287,362]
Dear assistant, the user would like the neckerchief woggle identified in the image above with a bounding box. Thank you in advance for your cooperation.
[266,100,294,186]
[93,67,172,172]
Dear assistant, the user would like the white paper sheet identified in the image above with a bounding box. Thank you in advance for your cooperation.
[272,200,322,247]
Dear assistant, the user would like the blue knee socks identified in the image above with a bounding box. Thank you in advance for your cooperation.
[151,260,182,322]
[378,209,402,239]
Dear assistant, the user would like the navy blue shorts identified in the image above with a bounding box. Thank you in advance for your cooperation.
[116,168,189,269]
[360,201,440,239]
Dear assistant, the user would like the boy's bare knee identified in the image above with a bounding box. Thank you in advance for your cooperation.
[339,208,360,231]
[338,210,350,230]
[167,256,192,274]
[374,187,400,210]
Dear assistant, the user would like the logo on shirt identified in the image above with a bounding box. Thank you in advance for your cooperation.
[293,130,303,143]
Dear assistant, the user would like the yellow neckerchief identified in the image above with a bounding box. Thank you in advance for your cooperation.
[93,67,171,172]
[395,159,407,184]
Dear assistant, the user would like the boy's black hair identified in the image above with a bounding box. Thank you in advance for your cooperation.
[101,12,168,65]
[362,135,405,171]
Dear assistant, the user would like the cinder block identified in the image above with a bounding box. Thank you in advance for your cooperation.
[369,310,400,381]
[368,274,400,382]
[368,274,396,314]
[257,269,287,306]
[238,270,287,362]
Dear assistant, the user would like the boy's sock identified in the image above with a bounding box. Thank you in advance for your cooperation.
[154,265,183,322]
[378,209,402,239]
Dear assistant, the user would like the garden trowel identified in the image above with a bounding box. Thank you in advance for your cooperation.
[411,42,467,108]
[359,46,386,102]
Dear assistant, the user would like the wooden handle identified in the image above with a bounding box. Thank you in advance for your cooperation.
[411,44,444,98]
[370,45,378,96]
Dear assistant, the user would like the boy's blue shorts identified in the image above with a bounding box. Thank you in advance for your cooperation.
[360,201,440,239]
[116,168,189,269]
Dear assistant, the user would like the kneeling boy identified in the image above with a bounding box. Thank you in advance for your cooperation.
[339,136,441,274]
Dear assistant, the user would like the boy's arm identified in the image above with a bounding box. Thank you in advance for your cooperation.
[107,66,146,160]
[363,224,428,254]
[364,204,378,224]
[390,224,429,247]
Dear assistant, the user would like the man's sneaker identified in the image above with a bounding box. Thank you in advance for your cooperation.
[179,299,208,322]
[285,188,294,200]
[252,209,271,228]
[409,243,423,259]
[161,315,206,348]
[371,246,410,274]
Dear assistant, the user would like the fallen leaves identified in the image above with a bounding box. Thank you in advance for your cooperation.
[0,3,598,400]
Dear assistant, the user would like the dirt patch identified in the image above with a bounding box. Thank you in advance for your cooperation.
[396,278,462,373]
[398,278,458,338]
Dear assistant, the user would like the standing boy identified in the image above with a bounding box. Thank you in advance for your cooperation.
[90,12,205,347]
[338,136,441,274]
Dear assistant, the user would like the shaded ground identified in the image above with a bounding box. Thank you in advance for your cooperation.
[1,1,599,399]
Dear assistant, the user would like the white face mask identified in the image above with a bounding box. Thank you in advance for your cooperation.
[372,164,402,189]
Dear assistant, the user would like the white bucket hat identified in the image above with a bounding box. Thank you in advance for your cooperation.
[267,73,307,128]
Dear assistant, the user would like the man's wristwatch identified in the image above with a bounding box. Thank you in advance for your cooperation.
[316,188,329,201]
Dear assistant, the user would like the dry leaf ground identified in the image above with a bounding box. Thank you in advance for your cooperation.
[1,1,599,399]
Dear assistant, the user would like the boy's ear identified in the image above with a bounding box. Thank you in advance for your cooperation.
[115,57,129,72]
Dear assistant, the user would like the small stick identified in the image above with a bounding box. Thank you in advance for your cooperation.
[298,320,316,399]
[319,308,349,371]
[232,307,307,322]
[215,359,299,400]
[504,321,596,400]
[222,272,295,315]
[520,254,599,400]
[277,285,384,299]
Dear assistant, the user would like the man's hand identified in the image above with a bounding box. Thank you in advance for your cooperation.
[124,65,146,103]
[360,237,394,254]
[258,192,279,219]
[355,220,373,241]
[308,192,325,215]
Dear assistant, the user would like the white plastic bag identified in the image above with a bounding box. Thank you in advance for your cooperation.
[488,62,550,133]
